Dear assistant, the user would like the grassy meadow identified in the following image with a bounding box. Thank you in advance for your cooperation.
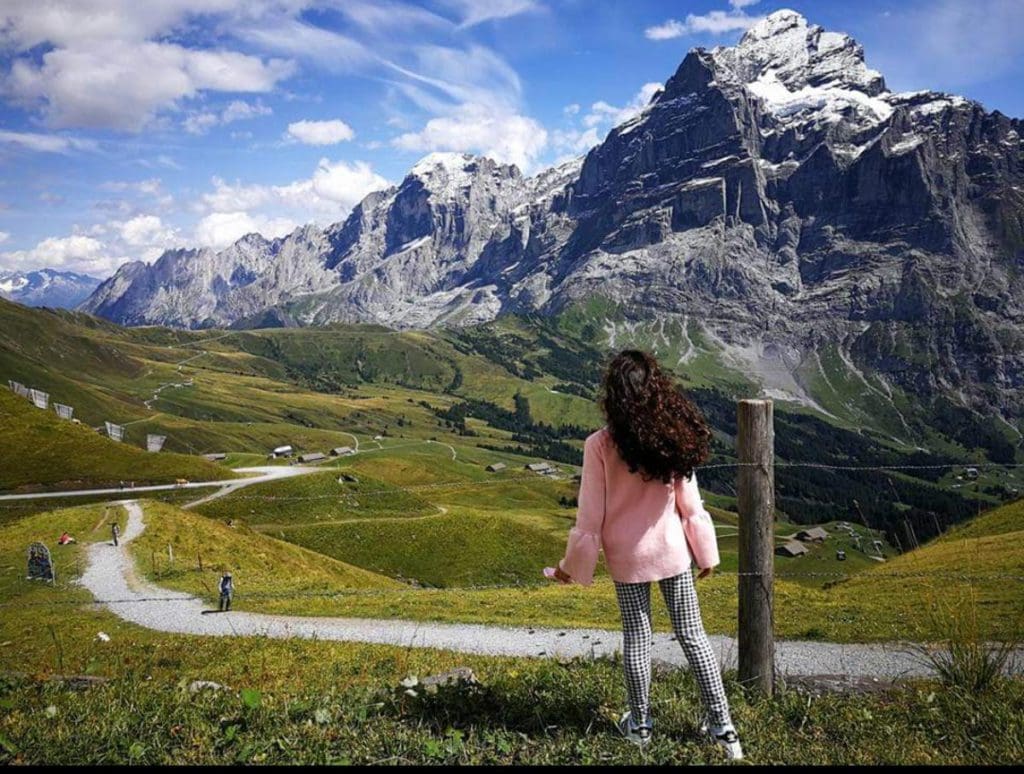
[1,501,1023,765]
[1,297,1022,763]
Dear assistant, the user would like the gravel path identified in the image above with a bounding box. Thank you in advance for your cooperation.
[0,465,316,503]
[78,501,1024,680]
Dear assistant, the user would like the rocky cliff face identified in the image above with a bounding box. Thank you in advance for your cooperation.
[80,10,1024,421]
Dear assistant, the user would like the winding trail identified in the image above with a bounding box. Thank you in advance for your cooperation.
[0,466,318,504]
[77,501,1024,679]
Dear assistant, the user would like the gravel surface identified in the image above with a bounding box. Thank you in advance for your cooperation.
[0,465,317,502]
[77,501,1024,680]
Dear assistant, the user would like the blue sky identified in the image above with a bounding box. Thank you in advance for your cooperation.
[1,0,1022,278]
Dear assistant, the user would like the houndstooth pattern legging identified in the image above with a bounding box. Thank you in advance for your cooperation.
[614,570,732,729]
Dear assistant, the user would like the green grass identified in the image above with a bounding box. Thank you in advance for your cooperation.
[194,470,437,527]
[276,507,568,588]
[0,391,229,493]
[935,497,1024,542]
[129,500,399,605]
[4,652,1023,765]
[1,502,1022,765]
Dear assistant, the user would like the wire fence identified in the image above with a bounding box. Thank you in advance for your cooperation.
[1,458,1017,509]
[1,448,1020,630]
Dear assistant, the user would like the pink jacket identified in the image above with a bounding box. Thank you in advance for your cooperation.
[558,427,720,585]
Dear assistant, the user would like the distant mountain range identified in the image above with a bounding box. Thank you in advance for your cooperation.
[78,9,1024,425]
[0,269,101,309]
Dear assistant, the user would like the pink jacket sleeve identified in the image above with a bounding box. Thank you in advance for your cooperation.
[558,434,605,586]
[675,471,720,570]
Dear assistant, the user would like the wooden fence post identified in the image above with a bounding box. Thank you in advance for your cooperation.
[737,398,775,697]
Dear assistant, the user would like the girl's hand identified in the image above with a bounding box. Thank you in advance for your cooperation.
[697,567,713,580]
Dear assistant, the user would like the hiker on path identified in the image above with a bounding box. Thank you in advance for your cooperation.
[111,522,120,547]
[218,572,233,612]
[546,350,743,759]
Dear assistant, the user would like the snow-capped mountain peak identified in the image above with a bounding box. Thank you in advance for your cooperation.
[0,269,102,309]
[406,153,522,203]
[716,9,885,95]
[76,10,1024,425]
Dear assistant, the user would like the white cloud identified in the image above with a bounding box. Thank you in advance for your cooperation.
[98,177,175,213]
[551,126,601,158]
[582,83,662,129]
[116,214,179,259]
[0,232,9,245]
[1,1,295,132]
[194,211,299,250]
[202,178,273,214]
[277,158,388,212]
[183,99,272,135]
[0,0,249,50]
[0,129,97,154]
[195,157,390,249]
[645,0,763,40]
[553,82,662,160]
[0,234,117,276]
[437,0,542,28]
[285,119,356,146]
[0,211,185,276]
[392,103,548,171]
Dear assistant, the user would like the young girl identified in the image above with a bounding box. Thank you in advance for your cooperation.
[547,350,742,759]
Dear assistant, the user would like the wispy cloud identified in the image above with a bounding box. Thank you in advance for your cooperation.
[435,0,544,28]
[863,0,1024,94]
[183,99,273,135]
[646,0,763,40]
[552,82,662,163]
[0,129,97,153]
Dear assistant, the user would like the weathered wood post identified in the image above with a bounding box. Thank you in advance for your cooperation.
[737,399,775,696]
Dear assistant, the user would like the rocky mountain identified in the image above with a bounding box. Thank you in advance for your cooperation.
[80,10,1024,425]
[0,269,101,308]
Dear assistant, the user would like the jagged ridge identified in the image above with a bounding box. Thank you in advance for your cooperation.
[79,10,1024,423]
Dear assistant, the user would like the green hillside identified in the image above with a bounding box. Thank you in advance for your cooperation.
[1,295,1019,550]
[826,497,1024,639]
[0,390,228,493]
[934,496,1024,542]
[130,500,401,603]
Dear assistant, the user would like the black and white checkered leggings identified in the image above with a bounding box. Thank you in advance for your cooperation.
[614,570,732,729]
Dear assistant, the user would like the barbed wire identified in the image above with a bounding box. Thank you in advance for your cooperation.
[0,458,1017,508]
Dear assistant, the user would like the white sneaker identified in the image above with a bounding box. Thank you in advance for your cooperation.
[618,711,652,747]
[707,722,744,761]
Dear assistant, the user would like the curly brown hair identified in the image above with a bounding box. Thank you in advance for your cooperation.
[600,349,712,484]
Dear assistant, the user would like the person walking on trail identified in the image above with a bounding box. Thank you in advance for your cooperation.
[218,572,234,612]
[546,349,743,760]
[111,522,120,547]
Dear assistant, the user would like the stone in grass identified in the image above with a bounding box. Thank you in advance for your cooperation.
[189,680,229,694]
[397,668,479,698]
